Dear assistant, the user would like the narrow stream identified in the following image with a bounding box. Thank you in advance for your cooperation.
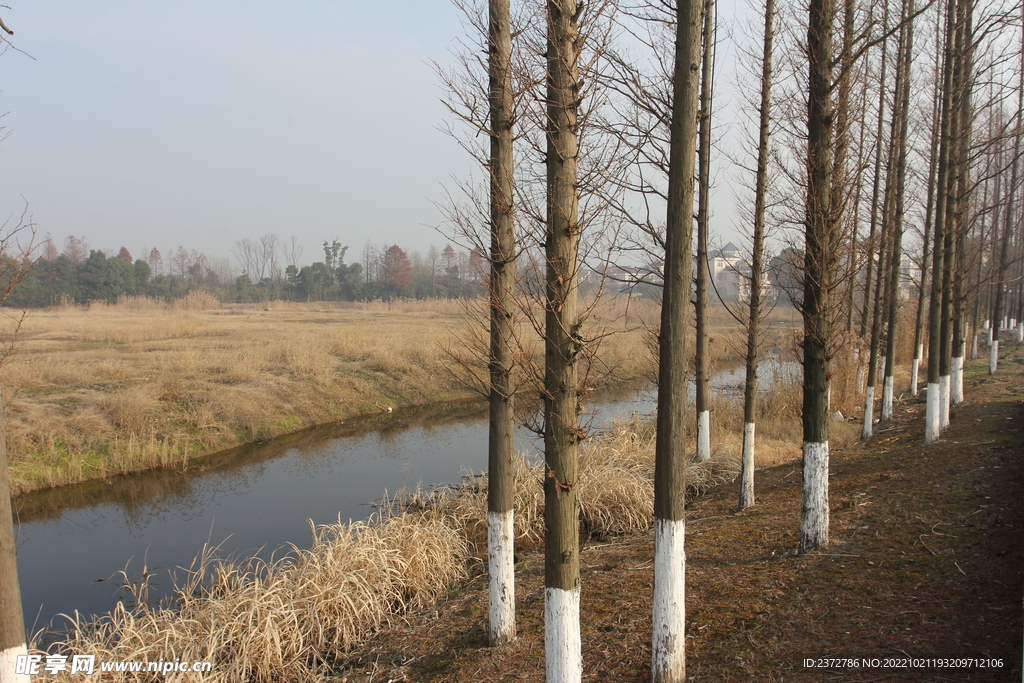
[15,388,657,636]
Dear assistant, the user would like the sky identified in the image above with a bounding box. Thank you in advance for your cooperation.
[0,0,480,267]
[0,0,746,273]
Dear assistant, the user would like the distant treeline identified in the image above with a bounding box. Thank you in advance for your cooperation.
[4,236,490,307]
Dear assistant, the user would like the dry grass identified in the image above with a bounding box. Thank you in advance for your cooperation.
[0,297,657,494]
[401,417,741,558]
[43,513,467,683]
[3,293,871,498]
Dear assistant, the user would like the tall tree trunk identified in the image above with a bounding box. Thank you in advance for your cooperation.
[938,0,967,431]
[544,1,582,679]
[487,0,517,648]
[882,0,914,422]
[694,0,715,463]
[990,11,1023,375]
[859,6,890,339]
[911,16,943,397]
[949,0,973,406]
[925,0,956,445]
[0,390,28,683]
[801,0,836,553]
[651,0,702,678]
[861,7,891,439]
[863,183,892,439]
[739,0,775,511]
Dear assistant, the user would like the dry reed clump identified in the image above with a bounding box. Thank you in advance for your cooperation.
[409,420,740,555]
[43,514,467,683]
[277,333,337,384]
[171,291,220,311]
[104,387,160,435]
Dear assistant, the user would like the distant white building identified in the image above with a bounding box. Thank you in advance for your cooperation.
[900,256,923,299]
[709,242,771,303]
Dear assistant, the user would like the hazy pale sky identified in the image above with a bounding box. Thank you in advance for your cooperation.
[0,0,750,272]
[0,0,477,266]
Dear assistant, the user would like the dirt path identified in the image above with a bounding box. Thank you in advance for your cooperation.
[336,344,1024,682]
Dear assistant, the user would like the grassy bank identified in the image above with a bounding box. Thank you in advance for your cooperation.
[3,294,804,495]
[1,295,663,494]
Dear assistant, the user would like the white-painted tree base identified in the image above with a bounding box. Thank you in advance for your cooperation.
[988,328,994,346]
[881,375,893,421]
[861,386,875,439]
[911,345,923,395]
[740,422,755,509]
[545,587,581,683]
[950,356,963,405]
[990,340,999,375]
[800,441,829,553]
[651,517,686,683]
[925,383,940,444]
[696,410,710,462]
[1,643,30,683]
[1018,322,1023,343]
[488,510,515,646]
[971,333,978,360]
[939,375,950,431]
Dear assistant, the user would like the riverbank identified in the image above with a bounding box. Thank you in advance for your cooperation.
[3,296,662,494]
[338,343,1024,682]
[36,412,743,682]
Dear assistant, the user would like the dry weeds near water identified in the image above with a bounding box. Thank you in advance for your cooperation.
[36,418,741,682]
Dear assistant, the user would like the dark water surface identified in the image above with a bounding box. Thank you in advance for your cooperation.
[15,389,657,635]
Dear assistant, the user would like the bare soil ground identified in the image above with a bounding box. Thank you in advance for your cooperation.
[335,343,1024,683]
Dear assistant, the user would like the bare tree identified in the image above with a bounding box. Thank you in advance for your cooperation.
[651,0,702,679]
[0,207,37,683]
[233,237,259,281]
[694,0,716,463]
[925,0,957,444]
[543,1,584,677]
[486,0,518,647]
[800,0,838,553]
[738,0,776,510]
[909,19,942,397]
[282,235,304,271]
[988,10,1023,374]
[881,0,915,421]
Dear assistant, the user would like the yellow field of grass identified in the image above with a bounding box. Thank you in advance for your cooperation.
[0,291,860,496]
[0,295,660,494]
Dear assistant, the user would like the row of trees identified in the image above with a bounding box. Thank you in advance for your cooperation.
[1,235,497,306]
[442,0,1024,680]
